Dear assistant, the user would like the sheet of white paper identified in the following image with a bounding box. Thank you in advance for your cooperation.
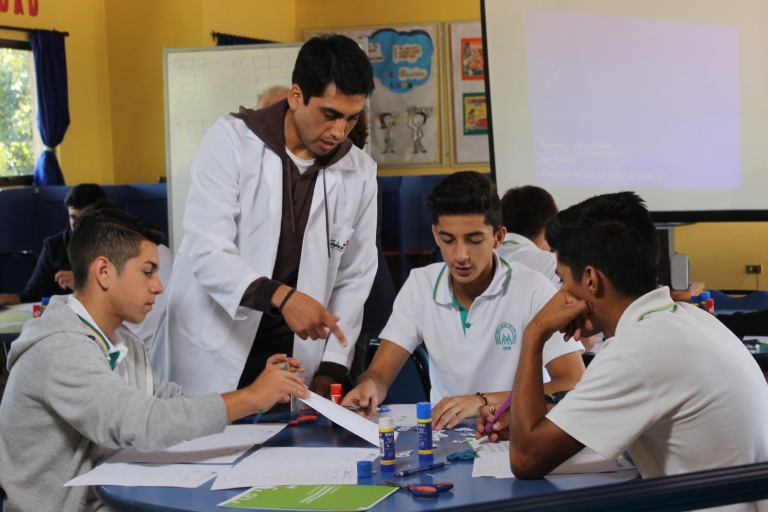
[469,440,624,478]
[211,447,379,490]
[106,424,287,464]
[298,391,379,446]
[64,463,219,488]
[375,404,418,427]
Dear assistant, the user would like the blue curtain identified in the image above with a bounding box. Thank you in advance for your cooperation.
[215,32,276,46]
[30,30,69,186]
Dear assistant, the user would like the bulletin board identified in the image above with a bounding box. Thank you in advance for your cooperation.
[305,23,444,168]
[447,21,490,165]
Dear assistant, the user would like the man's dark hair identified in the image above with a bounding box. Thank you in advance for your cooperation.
[546,192,659,297]
[425,171,501,230]
[501,185,558,241]
[293,35,375,105]
[64,184,108,210]
[69,208,165,291]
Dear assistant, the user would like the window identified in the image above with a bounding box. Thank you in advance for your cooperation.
[0,39,41,185]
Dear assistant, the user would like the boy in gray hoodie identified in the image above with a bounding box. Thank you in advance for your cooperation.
[0,207,310,512]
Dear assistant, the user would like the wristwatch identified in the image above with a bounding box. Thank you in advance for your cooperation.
[545,390,571,405]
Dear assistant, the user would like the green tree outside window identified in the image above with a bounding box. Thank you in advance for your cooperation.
[0,48,35,177]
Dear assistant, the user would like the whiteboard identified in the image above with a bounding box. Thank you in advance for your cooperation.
[164,43,303,253]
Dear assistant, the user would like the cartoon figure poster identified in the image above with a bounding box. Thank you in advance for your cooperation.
[305,24,443,167]
[463,93,488,135]
[449,22,490,164]
[461,38,484,80]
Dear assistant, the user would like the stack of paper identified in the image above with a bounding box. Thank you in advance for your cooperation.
[211,447,380,490]
[467,439,634,479]
[64,463,219,488]
[107,424,287,464]
[64,424,287,488]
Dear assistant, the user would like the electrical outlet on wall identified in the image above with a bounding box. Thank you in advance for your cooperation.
[746,265,762,275]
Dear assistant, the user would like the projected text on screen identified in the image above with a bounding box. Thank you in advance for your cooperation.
[523,9,740,190]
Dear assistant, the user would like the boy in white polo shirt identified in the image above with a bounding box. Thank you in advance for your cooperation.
[496,185,560,288]
[479,192,768,501]
[342,172,585,430]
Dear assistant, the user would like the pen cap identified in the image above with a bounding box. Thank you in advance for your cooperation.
[357,460,373,478]
[379,417,394,430]
[330,384,342,395]
[416,402,432,420]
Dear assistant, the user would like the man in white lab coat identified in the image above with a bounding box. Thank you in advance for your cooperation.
[151,35,378,400]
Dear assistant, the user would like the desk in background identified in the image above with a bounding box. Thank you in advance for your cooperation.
[670,282,705,302]
[97,415,638,512]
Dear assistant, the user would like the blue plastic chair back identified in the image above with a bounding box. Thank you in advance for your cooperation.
[398,175,445,284]
[706,290,768,312]
[379,177,402,253]
[0,252,38,295]
[382,344,431,404]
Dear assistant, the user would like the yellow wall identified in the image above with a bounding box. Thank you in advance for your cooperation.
[2,1,766,292]
[295,0,491,178]
[0,0,114,185]
[104,0,206,185]
[676,222,768,292]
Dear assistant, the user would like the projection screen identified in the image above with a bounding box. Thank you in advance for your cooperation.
[482,0,768,221]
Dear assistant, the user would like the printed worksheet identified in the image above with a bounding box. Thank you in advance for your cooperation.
[299,392,379,446]
[107,424,287,464]
[468,440,633,478]
[211,447,379,490]
[375,404,418,427]
[64,463,219,488]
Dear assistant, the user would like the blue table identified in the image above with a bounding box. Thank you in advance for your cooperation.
[96,415,638,512]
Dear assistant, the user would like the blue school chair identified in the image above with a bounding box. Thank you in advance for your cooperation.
[368,339,430,404]
[0,252,38,295]
[398,175,446,284]
[707,290,768,312]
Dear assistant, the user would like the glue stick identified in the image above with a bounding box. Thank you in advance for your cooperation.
[417,402,434,464]
[330,383,342,405]
[379,417,395,473]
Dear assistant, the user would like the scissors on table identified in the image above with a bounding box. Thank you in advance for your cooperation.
[447,448,479,462]
[384,481,454,498]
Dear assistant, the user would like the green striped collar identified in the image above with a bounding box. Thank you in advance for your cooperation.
[432,254,512,306]
[615,287,678,337]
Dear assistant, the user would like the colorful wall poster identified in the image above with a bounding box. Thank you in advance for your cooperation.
[461,38,485,80]
[463,93,488,135]
[448,21,490,164]
[305,24,443,167]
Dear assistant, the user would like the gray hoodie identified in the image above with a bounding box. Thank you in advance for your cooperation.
[0,296,227,512]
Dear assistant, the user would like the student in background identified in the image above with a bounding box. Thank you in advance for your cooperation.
[344,108,398,386]
[497,185,560,288]
[479,192,768,495]
[0,184,107,306]
[256,85,290,109]
[343,172,585,429]
[0,208,308,512]
[497,186,596,353]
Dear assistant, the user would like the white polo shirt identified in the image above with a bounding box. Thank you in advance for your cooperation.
[495,233,560,288]
[380,255,584,404]
[548,287,768,497]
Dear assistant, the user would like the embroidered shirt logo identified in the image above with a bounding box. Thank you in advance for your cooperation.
[329,238,349,254]
[495,322,516,351]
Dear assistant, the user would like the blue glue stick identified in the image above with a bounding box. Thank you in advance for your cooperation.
[417,402,434,464]
[379,417,395,473]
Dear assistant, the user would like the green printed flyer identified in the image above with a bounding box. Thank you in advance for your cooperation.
[219,485,398,511]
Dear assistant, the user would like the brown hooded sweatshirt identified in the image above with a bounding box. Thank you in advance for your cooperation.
[232,99,354,384]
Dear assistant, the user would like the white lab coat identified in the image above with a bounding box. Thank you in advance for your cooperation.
[150,116,378,396]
